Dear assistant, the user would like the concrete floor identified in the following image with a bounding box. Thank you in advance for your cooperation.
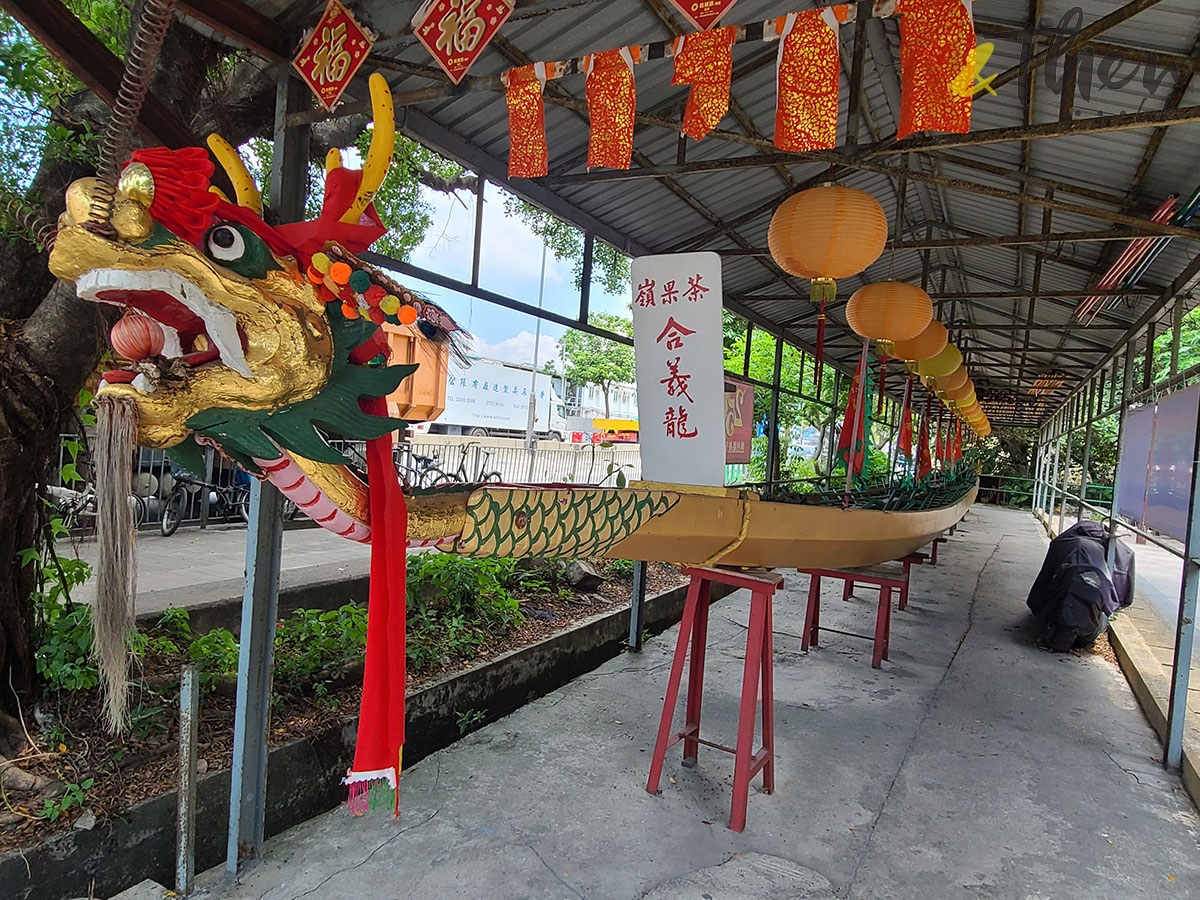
[191,505,1200,900]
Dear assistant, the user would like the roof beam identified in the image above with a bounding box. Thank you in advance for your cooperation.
[175,0,290,61]
[1,0,199,148]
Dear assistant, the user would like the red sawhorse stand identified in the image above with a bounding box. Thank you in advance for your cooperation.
[799,565,908,668]
[646,566,783,832]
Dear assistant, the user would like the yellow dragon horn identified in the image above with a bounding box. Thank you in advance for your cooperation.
[340,73,394,225]
[325,148,343,173]
[206,134,263,217]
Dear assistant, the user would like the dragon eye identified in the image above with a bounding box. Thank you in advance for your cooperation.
[207,225,245,262]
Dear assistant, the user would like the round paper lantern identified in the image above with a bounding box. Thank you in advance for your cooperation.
[954,389,977,410]
[937,366,969,394]
[110,314,164,360]
[845,282,933,351]
[767,185,888,287]
[917,343,963,379]
[892,319,947,361]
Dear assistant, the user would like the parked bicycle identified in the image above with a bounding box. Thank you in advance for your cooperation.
[160,472,251,536]
[47,482,146,532]
[395,448,450,488]
[431,442,503,486]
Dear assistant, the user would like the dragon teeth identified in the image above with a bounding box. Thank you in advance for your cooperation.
[76,268,253,379]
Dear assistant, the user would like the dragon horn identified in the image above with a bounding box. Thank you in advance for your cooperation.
[206,133,263,216]
[339,73,394,225]
[325,148,342,173]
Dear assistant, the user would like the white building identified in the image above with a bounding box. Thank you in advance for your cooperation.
[569,381,638,421]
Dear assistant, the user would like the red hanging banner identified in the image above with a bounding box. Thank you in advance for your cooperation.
[672,27,736,141]
[292,0,375,112]
[668,0,741,31]
[586,48,638,169]
[774,7,844,152]
[504,63,549,178]
[837,351,869,478]
[898,376,914,459]
[412,0,515,85]
[896,0,975,138]
[915,416,932,481]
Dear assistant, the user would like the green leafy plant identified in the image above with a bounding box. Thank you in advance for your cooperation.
[128,703,167,741]
[607,558,636,578]
[406,554,524,672]
[273,603,368,691]
[32,556,97,693]
[40,777,93,822]
[187,627,240,690]
[455,708,487,735]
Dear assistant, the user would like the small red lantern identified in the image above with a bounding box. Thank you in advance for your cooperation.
[110,314,165,361]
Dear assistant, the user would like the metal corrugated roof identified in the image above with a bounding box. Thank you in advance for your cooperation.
[244,0,1200,427]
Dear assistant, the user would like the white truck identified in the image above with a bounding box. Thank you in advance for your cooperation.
[411,356,569,441]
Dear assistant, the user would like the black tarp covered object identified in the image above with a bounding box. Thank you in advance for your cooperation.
[1026,521,1136,651]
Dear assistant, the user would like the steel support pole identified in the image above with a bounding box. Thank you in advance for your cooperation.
[629,560,648,651]
[767,336,783,489]
[1048,425,1061,532]
[1108,348,1136,568]
[1058,415,1074,536]
[1078,382,1095,524]
[199,446,213,529]
[176,665,199,895]
[1166,387,1200,769]
[226,69,306,875]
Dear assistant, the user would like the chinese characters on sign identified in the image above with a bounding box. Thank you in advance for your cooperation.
[292,0,374,111]
[667,0,741,31]
[632,252,724,486]
[724,378,753,463]
[412,0,515,84]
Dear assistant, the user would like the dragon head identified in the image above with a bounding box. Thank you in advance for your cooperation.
[48,74,465,540]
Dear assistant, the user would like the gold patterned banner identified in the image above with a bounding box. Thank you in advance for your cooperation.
[503,63,549,178]
[775,7,846,152]
[896,0,975,138]
[586,48,638,170]
[672,27,736,142]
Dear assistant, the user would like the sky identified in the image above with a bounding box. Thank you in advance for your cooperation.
[382,180,632,371]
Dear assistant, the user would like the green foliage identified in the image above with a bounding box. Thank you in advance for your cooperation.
[607,558,636,578]
[187,627,239,690]
[503,194,630,293]
[274,604,368,689]
[455,708,486,735]
[406,554,523,672]
[557,313,636,418]
[32,557,97,693]
[40,777,93,822]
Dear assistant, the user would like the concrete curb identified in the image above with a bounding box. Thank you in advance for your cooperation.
[1105,615,1200,808]
[1,577,733,900]
[1033,509,1200,810]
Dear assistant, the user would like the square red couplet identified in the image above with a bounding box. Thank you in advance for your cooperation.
[667,0,741,31]
[292,0,375,112]
[412,0,515,85]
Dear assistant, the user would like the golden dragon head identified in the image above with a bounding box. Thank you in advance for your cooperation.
[48,74,465,539]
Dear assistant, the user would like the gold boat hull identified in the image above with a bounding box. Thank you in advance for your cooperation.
[407,481,977,570]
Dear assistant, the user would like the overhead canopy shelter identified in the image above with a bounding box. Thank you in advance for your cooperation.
[12,0,1200,429]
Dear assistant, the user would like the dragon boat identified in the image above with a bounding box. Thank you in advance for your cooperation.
[48,73,975,798]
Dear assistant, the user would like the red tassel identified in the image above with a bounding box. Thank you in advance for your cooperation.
[814,299,826,396]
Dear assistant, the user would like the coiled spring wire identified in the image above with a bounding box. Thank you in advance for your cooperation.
[2,192,56,251]
[85,0,178,236]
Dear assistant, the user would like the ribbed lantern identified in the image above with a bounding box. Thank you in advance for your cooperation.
[845,282,933,356]
[962,403,984,421]
[892,319,947,362]
[953,388,978,410]
[768,184,888,395]
[110,313,165,361]
[768,185,888,291]
[916,343,962,380]
[936,366,969,394]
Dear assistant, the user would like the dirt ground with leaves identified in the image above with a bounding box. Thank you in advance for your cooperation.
[0,555,684,852]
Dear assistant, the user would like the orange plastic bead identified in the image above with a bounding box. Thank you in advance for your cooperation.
[329,261,352,284]
[307,267,324,284]
[341,302,359,319]
[398,305,418,325]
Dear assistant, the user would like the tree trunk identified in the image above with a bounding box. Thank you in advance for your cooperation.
[602,385,611,419]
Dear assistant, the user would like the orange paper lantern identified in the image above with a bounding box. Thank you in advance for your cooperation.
[767,185,887,290]
[845,281,933,348]
[953,388,977,410]
[937,366,969,394]
[945,378,974,402]
[917,343,962,379]
[892,319,947,361]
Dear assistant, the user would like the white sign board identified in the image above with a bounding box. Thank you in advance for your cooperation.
[631,251,725,486]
